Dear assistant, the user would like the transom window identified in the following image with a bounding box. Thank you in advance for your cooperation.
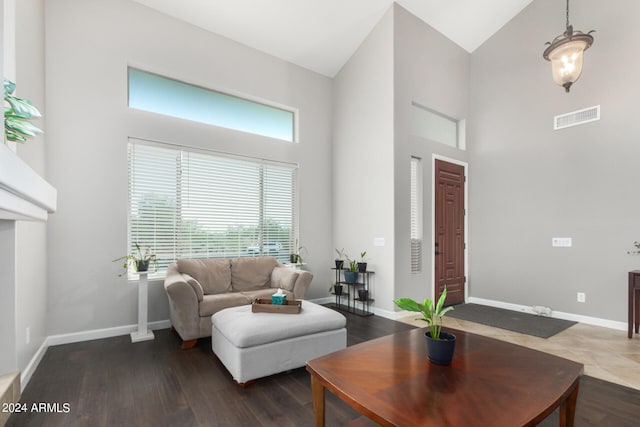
[128,68,296,142]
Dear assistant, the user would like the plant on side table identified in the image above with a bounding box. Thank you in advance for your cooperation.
[393,286,456,365]
[113,243,158,277]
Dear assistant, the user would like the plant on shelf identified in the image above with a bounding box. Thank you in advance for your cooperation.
[334,248,345,269]
[329,281,343,296]
[393,287,454,340]
[628,241,640,255]
[4,79,43,143]
[113,243,158,277]
[343,255,359,284]
[357,251,369,272]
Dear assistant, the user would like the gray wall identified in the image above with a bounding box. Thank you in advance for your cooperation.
[392,4,470,305]
[44,0,333,335]
[468,0,640,321]
[332,7,395,311]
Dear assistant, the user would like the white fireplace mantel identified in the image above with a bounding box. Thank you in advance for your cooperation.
[0,143,56,221]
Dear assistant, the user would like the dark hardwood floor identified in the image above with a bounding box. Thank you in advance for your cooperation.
[8,307,640,426]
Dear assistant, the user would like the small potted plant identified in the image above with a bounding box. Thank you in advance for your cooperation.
[628,241,640,255]
[330,281,343,296]
[290,240,305,264]
[393,287,455,365]
[113,243,158,277]
[357,251,369,272]
[343,256,359,284]
[335,248,345,270]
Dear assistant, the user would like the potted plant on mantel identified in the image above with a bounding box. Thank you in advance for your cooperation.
[393,287,456,365]
[113,243,158,277]
[4,79,43,143]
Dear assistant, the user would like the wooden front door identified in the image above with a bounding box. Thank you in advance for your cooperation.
[434,159,465,306]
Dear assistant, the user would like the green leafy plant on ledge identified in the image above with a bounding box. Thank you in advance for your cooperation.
[393,287,454,340]
[4,79,43,143]
[628,241,640,255]
[113,243,158,277]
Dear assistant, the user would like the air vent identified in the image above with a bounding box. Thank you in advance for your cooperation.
[554,105,600,130]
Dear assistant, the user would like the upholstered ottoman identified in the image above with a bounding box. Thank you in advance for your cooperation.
[211,301,346,384]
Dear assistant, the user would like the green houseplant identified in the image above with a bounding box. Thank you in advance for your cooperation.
[4,79,43,142]
[113,243,158,277]
[334,248,345,270]
[394,287,456,365]
[343,255,359,284]
[628,241,640,255]
[357,251,369,272]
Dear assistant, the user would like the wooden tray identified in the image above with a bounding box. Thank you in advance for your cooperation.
[251,298,302,314]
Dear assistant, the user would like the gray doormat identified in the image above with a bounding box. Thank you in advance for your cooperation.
[447,303,577,338]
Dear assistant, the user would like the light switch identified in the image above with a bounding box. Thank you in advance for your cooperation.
[552,237,572,247]
[374,237,385,247]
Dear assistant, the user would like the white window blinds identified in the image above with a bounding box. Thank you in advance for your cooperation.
[410,157,423,273]
[127,139,297,279]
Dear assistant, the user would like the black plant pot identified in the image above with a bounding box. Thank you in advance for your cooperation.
[425,331,456,365]
[357,262,367,272]
[357,289,369,301]
[343,271,358,284]
[335,259,344,270]
[333,285,343,296]
[136,260,150,272]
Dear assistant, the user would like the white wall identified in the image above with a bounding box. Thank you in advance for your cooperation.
[392,4,470,304]
[12,0,48,374]
[44,0,332,335]
[332,7,395,311]
[468,0,640,321]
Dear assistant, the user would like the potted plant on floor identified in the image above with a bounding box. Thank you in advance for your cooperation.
[113,242,158,277]
[343,256,359,284]
[393,287,456,365]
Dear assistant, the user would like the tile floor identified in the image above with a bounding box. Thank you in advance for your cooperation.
[398,314,640,391]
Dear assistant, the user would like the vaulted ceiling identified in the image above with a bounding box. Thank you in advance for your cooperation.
[132,0,534,77]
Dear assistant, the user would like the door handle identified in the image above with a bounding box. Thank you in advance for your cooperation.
[435,242,440,255]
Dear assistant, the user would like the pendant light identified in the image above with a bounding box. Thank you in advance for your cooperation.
[543,0,594,93]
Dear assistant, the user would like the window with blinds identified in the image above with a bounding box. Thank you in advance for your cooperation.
[410,157,423,273]
[127,139,297,279]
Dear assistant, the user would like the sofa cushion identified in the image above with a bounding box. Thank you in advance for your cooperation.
[177,258,231,295]
[199,293,253,317]
[230,256,278,292]
[271,266,299,291]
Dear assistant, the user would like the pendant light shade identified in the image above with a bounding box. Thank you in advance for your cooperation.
[543,0,594,93]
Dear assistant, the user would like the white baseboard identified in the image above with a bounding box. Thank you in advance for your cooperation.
[21,319,171,392]
[467,297,627,331]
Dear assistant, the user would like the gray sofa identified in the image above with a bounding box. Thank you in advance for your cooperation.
[164,256,313,348]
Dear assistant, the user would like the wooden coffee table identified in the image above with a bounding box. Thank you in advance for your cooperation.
[306,327,583,427]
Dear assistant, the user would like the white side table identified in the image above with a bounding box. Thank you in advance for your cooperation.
[130,271,154,343]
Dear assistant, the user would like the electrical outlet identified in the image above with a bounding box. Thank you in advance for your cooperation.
[577,292,586,303]
[26,327,30,344]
